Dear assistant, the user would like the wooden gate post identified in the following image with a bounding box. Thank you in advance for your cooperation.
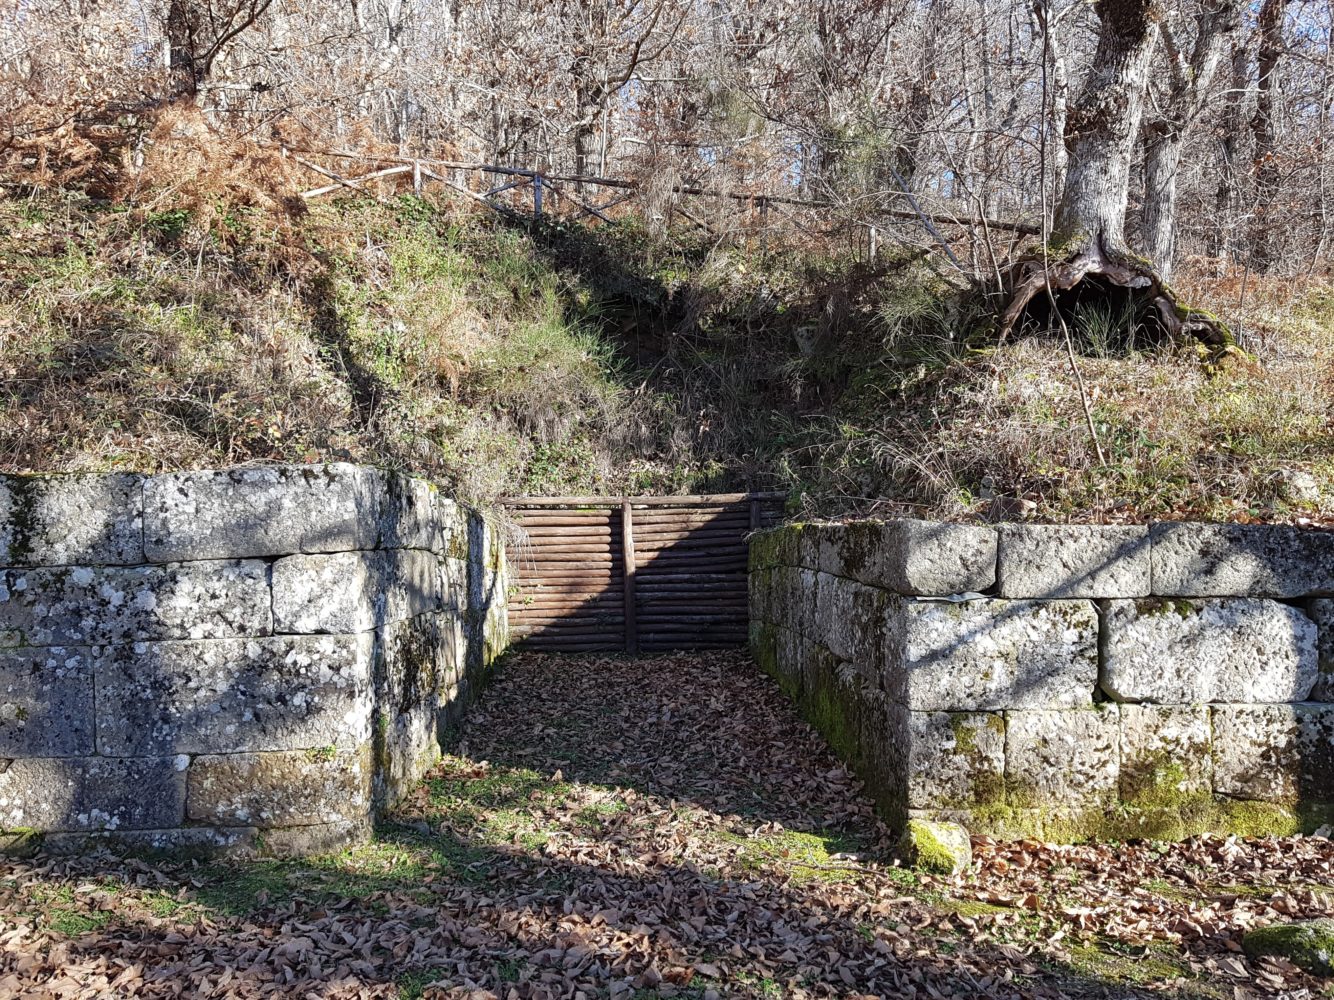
[621,498,638,653]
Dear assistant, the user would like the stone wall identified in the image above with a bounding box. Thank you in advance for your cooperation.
[0,465,508,856]
[749,521,1334,841]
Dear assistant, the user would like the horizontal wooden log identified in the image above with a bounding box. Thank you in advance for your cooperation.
[504,493,784,507]
[631,513,750,527]
[634,576,745,585]
[637,598,747,610]
[512,623,624,637]
[516,520,614,530]
[516,530,613,541]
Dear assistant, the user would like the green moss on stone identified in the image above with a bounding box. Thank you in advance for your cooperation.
[898,819,971,876]
[1242,919,1334,975]
[1135,597,1199,620]
[0,827,43,858]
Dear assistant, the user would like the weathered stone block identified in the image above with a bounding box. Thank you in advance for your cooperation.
[1102,598,1317,703]
[888,598,1098,710]
[0,646,94,756]
[373,614,454,807]
[44,826,259,857]
[258,819,371,857]
[271,549,439,635]
[817,524,848,576]
[94,634,373,755]
[1151,522,1334,598]
[998,524,1149,598]
[858,691,907,826]
[1005,706,1120,806]
[906,711,1005,809]
[1,473,144,567]
[383,549,443,625]
[271,552,376,633]
[378,473,437,551]
[143,464,382,562]
[1311,599,1334,701]
[187,746,371,827]
[1119,704,1212,804]
[880,519,997,596]
[0,560,271,646]
[0,756,187,830]
[1212,704,1334,804]
[440,556,468,611]
[816,574,887,669]
[796,523,830,570]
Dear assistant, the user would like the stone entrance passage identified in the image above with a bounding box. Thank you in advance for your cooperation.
[504,493,783,653]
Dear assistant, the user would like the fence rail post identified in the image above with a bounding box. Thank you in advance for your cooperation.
[621,498,637,653]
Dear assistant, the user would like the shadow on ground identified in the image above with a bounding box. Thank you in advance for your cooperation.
[2,651,1330,999]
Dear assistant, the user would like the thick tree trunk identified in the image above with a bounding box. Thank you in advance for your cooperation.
[1002,0,1231,349]
[1212,10,1248,260]
[1051,0,1160,252]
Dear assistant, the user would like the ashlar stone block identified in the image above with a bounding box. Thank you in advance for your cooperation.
[271,549,440,634]
[0,473,144,567]
[816,573,888,670]
[94,634,373,755]
[1102,598,1317,704]
[0,646,94,756]
[1150,522,1334,598]
[0,756,187,831]
[0,560,272,646]
[1005,706,1121,807]
[1212,704,1334,804]
[378,473,438,551]
[143,464,382,562]
[1311,599,1334,702]
[888,598,1099,710]
[1119,704,1212,804]
[187,746,372,827]
[998,524,1149,598]
[881,519,997,596]
[906,711,1005,810]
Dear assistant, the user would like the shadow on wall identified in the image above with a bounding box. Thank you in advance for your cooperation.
[0,650,1175,999]
[751,517,1333,836]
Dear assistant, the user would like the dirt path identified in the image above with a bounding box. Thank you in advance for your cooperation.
[1,651,1331,998]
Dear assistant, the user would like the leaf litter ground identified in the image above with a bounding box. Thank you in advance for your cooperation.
[1,651,1331,999]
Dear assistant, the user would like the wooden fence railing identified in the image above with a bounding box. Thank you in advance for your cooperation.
[503,493,785,653]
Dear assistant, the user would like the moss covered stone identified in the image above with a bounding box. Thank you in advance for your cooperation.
[1242,919,1334,976]
[897,818,971,876]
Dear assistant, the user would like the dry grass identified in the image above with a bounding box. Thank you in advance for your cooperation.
[1,122,1332,522]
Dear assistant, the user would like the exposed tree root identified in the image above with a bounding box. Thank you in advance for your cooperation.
[999,243,1233,350]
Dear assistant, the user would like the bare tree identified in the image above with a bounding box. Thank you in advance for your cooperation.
[1140,0,1241,279]
[166,0,274,102]
[1001,0,1230,345]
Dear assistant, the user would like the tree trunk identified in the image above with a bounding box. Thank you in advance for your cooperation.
[1051,0,1160,252]
[1212,9,1248,261]
[1250,0,1288,272]
[1001,0,1231,349]
[1140,1,1241,279]
[1141,127,1183,277]
[167,0,202,101]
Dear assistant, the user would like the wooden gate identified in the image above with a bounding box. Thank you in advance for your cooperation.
[503,493,785,653]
